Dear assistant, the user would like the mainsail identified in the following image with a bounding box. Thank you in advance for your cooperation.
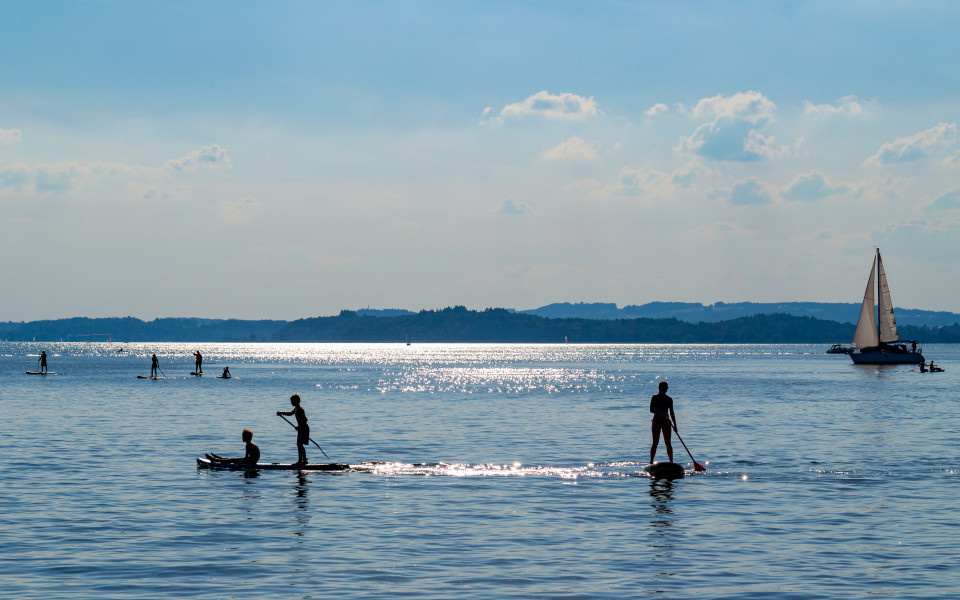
[852,254,879,349]
[876,251,899,344]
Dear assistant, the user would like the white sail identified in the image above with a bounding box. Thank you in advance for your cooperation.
[876,251,899,344]
[851,254,879,349]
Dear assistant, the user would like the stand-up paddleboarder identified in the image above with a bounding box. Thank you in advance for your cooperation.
[650,381,677,464]
[277,394,310,464]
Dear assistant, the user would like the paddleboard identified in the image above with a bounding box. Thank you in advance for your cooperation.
[643,462,685,479]
[217,375,231,379]
[197,457,351,471]
[137,375,166,379]
[191,371,203,377]
[26,371,55,375]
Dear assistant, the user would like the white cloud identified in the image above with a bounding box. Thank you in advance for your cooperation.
[644,103,668,117]
[0,162,87,193]
[498,91,599,121]
[691,90,775,124]
[495,199,529,215]
[165,144,233,171]
[0,146,231,197]
[866,122,957,165]
[782,171,850,202]
[541,136,598,161]
[803,95,865,117]
[0,128,22,144]
[711,177,774,205]
[929,189,960,210]
[676,91,796,162]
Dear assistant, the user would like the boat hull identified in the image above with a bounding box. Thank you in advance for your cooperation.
[197,457,351,471]
[850,350,923,365]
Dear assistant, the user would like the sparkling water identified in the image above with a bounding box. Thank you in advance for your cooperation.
[2,342,958,599]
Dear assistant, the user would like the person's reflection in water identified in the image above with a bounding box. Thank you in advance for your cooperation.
[292,472,312,535]
[647,479,677,577]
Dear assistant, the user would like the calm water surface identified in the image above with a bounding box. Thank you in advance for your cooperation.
[1,342,958,599]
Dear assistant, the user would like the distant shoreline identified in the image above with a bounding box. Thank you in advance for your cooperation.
[3,306,959,344]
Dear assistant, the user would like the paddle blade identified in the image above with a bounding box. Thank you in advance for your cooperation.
[693,461,707,472]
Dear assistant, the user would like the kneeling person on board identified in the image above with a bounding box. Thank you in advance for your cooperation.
[650,381,678,464]
[277,393,310,464]
[210,429,260,465]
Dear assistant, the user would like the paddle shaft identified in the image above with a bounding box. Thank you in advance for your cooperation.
[673,426,706,471]
[278,414,330,459]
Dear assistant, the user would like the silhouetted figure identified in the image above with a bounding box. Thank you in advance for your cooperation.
[277,394,310,464]
[150,354,159,377]
[39,351,48,373]
[221,366,231,378]
[208,429,260,465]
[919,360,928,373]
[650,381,678,464]
[193,351,203,374]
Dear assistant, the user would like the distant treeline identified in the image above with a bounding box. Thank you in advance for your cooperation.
[3,308,960,343]
[274,307,959,343]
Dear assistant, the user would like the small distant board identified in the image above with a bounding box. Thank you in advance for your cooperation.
[26,371,55,375]
[217,375,231,379]
[137,375,166,379]
[191,371,203,377]
[197,457,351,471]
[643,462,685,479]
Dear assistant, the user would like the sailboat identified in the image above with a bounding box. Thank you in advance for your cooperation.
[849,248,923,365]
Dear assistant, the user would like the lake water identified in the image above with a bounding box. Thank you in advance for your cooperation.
[1,342,958,599]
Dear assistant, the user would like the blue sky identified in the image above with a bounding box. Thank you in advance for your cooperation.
[2,1,960,320]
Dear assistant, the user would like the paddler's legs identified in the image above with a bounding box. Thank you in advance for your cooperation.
[663,426,674,463]
[296,442,307,464]
[651,421,661,463]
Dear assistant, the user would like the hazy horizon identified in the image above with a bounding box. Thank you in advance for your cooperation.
[4,2,960,321]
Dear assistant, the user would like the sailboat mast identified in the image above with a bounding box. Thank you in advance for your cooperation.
[875,248,880,340]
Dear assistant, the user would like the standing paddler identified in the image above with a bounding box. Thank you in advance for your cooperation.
[649,381,677,464]
[277,393,310,464]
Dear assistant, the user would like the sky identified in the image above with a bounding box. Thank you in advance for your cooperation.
[2,0,960,320]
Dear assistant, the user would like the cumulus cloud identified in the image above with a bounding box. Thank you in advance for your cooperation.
[929,189,960,210]
[165,144,232,171]
[644,103,668,117]
[496,91,599,121]
[710,177,774,205]
[866,122,957,165]
[782,171,851,202]
[691,90,775,124]
[0,145,232,197]
[0,163,84,192]
[803,95,865,117]
[0,128,22,144]
[676,91,795,162]
[541,136,598,161]
[495,199,529,215]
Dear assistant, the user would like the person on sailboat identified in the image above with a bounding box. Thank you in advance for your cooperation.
[649,381,678,464]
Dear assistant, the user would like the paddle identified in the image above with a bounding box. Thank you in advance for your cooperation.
[673,426,706,472]
[277,414,331,460]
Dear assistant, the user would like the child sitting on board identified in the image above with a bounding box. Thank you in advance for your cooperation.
[207,429,260,465]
